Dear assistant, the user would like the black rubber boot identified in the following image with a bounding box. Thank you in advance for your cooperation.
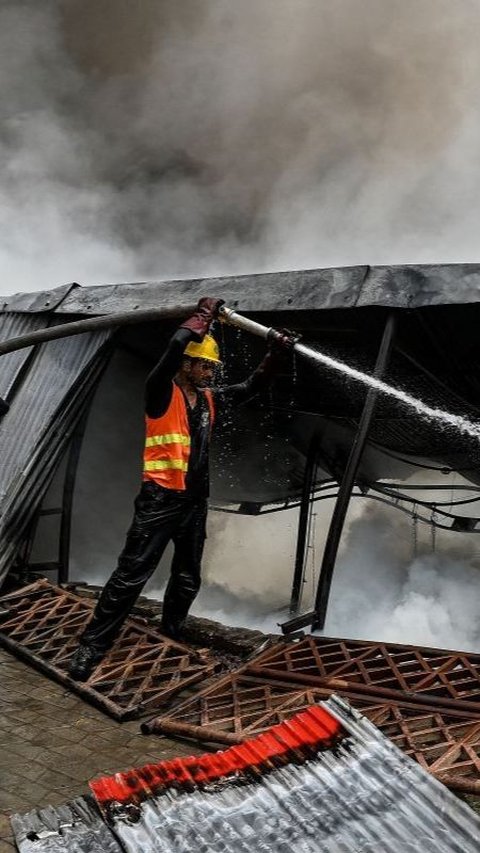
[159,617,186,643]
[68,644,105,682]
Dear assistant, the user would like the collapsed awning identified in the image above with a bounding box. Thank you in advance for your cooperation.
[10,698,480,852]
[0,310,111,588]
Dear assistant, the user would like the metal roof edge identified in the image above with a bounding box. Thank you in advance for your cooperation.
[0,282,81,314]
[2,263,480,315]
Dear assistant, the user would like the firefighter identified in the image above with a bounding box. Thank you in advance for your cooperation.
[68,297,293,681]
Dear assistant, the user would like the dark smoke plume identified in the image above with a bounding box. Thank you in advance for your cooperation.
[2,0,480,291]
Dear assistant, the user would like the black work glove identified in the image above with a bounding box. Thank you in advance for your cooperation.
[255,327,298,381]
[180,296,225,341]
[267,327,297,356]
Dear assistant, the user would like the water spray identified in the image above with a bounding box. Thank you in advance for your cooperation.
[1,302,479,443]
[219,306,480,442]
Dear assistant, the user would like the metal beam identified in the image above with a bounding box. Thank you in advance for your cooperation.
[313,312,397,629]
[281,313,396,634]
[289,434,320,614]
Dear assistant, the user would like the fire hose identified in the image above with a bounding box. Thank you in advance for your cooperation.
[0,303,477,441]
[0,300,444,423]
[2,301,477,426]
[0,301,475,443]
[0,302,308,361]
[0,301,336,401]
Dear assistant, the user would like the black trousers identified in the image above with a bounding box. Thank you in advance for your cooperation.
[81,481,208,651]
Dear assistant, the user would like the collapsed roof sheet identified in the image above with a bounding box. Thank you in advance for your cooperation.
[87,698,480,853]
[4,263,480,317]
[11,796,122,853]
[0,314,110,587]
[12,701,480,851]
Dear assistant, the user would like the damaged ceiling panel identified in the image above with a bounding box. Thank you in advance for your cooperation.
[87,698,480,853]
[0,319,111,587]
[0,579,218,720]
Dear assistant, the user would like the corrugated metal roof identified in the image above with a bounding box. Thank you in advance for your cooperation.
[3,263,480,316]
[87,698,480,853]
[0,318,111,586]
[11,796,122,853]
[0,312,48,400]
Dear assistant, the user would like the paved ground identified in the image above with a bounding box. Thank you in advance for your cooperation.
[0,648,202,851]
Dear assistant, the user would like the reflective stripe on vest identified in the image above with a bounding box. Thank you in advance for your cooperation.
[144,459,189,472]
[145,433,191,448]
[143,385,215,490]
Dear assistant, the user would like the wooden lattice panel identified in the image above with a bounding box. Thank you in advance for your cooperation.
[364,703,480,787]
[144,671,480,793]
[143,672,331,742]
[0,579,217,720]
[248,636,480,711]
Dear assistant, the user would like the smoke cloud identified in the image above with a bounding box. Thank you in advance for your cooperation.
[3,1,480,293]
[197,496,480,653]
[8,2,480,652]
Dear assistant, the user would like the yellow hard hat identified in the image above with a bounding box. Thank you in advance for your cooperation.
[184,334,222,364]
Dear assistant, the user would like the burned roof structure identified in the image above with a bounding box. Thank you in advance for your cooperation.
[3,577,480,798]
[2,263,480,626]
[11,698,480,852]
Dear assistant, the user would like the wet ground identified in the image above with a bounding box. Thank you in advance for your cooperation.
[0,647,203,852]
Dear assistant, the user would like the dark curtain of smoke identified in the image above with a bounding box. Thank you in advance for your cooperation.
[3,1,480,292]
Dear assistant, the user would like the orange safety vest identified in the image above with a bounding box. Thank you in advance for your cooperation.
[143,384,215,490]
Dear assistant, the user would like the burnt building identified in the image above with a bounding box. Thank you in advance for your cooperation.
[1,263,480,628]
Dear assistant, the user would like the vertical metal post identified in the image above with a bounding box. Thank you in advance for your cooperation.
[312,313,396,631]
[289,434,319,613]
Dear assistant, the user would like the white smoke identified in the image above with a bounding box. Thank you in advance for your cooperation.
[197,494,480,653]
[325,502,480,652]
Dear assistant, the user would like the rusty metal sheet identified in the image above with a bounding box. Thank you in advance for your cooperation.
[0,579,218,720]
[143,668,479,738]
[91,698,480,853]
[248,635,480,714]
[142,671,331,743]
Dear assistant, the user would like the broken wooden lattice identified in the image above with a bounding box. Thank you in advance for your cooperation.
[143,638,480,795]
[247,635,480,713]
[0,579,218,720]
